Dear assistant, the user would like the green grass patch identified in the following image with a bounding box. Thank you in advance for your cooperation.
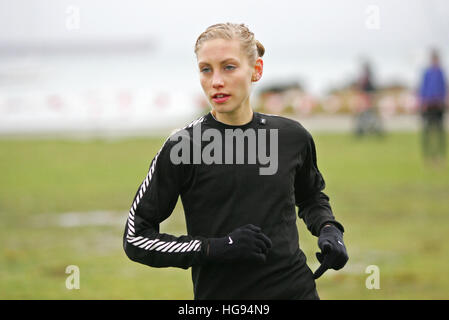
[1,132,448,299]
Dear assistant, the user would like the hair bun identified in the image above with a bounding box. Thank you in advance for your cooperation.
[255,40,265,58]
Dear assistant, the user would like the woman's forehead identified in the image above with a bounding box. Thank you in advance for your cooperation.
[197,38,243,64]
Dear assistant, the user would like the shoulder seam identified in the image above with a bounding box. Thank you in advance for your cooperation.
[169,115,206,138]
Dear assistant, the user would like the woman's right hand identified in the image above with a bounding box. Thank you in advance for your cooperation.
[205,224,272,264]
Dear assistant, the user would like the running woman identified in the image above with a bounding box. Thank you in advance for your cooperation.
[123,23,348,300]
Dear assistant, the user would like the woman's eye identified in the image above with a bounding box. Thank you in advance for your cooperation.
[200,67,211,73]
[225,65,236,70]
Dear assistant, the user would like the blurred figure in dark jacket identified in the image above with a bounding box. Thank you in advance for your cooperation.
[418,49,447,163]
[354,61,383,137]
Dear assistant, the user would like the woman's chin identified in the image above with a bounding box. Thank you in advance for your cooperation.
[211,103,239,114]
[211,105,230,114]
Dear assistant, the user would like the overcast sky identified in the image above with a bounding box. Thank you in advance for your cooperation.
[1,0,448,95]
[2,0,448,53]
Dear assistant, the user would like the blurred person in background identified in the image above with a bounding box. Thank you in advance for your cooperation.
[354,61,384,137]
[418,49,447,164]
[123,23,348,300]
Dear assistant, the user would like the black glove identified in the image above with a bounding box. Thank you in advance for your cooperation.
[313,224,349,279]
[205,224,272,264]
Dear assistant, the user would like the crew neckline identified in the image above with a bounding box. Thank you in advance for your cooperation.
[206,111,260,129]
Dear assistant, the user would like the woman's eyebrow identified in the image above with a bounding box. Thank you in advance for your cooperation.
[198,58,239,66]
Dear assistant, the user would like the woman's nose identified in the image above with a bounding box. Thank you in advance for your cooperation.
[212,72,224,88]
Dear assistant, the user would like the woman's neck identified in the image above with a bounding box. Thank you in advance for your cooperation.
[211,104,253,126]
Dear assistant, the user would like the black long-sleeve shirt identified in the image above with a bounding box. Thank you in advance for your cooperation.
[123,111,343,299]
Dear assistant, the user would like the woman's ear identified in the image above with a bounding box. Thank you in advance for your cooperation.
[252,58,263,82]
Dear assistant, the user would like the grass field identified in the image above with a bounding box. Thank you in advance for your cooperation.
[1,131,448,299]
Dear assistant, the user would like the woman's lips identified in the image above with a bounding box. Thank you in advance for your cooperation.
[212,95,231,103]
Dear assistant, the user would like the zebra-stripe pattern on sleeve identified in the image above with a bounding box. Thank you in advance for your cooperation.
[125,116,205,253]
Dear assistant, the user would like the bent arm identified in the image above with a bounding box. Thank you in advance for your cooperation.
[294,132,344,236]
[123,139,206,269]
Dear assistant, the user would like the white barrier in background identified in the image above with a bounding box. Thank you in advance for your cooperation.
[0,89,204,134]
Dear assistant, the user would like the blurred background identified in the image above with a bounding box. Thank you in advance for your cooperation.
[1,0,448,299]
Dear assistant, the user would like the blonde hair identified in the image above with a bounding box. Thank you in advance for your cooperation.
[194,23,265,65]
